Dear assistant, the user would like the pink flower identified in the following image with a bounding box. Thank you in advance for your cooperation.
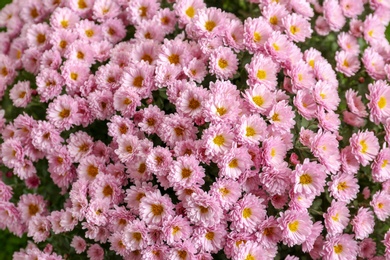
[323,234,358,260]
[345,89,367,118]
[310,130,341,174]
[282,13,312,42]
[244,17,273,53]
[162,215,192,246]
[278,209,313,246]
[262,3,288,30]
[50,7,80,30]
[87,244,104,260]
[168,155,205,189]
[372,148,390,182]
[350,130,380,166]
[183,191,223,227]
[337,32,360,54]
[324,200,350,236]
[246,53,279,90]
[71,236,87,254]
[358,238,376,259]
[192,7,226,39]
[351,207,374,240]
[367,80,390,124]
[267,100,296,132]
[193,224,227,253]
[313,81,340,111]
[340,146,360,174]
[229,193,266,233]
[328,172,359,203]
[293,159,326,196]
[202,123,235,159]
[335,51,360,77]
[340,0,364,17]
[243,84,275,115]
[323,0,346,31]
[209,46,238,80]
[262,136,288,168]
[9,81,31,108]
[371,190,390,221]
[362,47,386,80]
[27,215,51,243]
[139,190,174,225]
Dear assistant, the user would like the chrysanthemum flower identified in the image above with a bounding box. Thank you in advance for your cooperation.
[328,173,359,203]
[362,47,386,80]
[310,130,341,174]
[358,238,376,259]
[9,81,31,108]
[162,215,192,246]
[209,46,238,80]
[193,224,227,254]
[371,190,390,221]
[174,0,206,26]
[278,209,313,246]
[323,234,358,260]
[168,155,205,189]
[183,191,223,227]
[202,123,235,158]
[323,0,346,31]
[17,194,47,224]
[282,13,312,42]
[372,148,390,182]
[192,7,227,39]
[244,17,273,53]
[236,114,267,145]
[139,190,174,225]
[267,100,296,133]
[246,53,278,90]
[350,130,379,166]
[324,200,350,236]
[351,207,374,240]
[262,3,288,30]
[345,89,367,118]
[243,84,275,115]
[293,159,326,196]
[367,80,390,124]
[123,219,150,251]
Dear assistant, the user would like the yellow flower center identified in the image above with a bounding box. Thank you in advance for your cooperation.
[378,96,386,109]
[181,168,192,179]
[188,98,200,110]
[299,174,312,185]
[257,70,266,80]
[252,96,264,107]
[151,204,164,216]
[334,244,343,254]
[242,208,252,218]
[245,127,256,137]
[133,76,144,88]
[270,16,278,25]
[290,25,300,35]
[168,54,180,65]
[253,32,261,42]
[228,159,238,168]
[288,220,299,232]
[205,232,214,240]
[337,181,348,191]
[103,185,113,197]
[185,6,195,18]
[205,21,216,32]
[85,29,94,38]
[360,140,368,154]
[216,107,227,116]
[213,135,225,146]
[218,58,228,69]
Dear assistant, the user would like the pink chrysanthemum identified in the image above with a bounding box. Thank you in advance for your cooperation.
[351,207,374,240]
[367,80,390,124]
[168,155,205,189]
[350,130,380,166]
[328,172,359,203]
[209,46,238,80]
[244,17,273,53]
[323,234,358,260]
[371,190,390,221]
[282,13,312,42]
[323,200,350,236]
[278,210,313,246]
[292,159,326,196]
[139,190,174,225]
[246,53,279,90]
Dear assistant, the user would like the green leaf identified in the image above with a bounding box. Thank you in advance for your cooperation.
[386,23,390,43]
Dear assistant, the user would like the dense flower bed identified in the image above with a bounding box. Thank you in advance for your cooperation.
[1,0,390,259]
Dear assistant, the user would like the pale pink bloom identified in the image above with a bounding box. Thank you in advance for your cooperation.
[193,224,227,254]
[134,20,166,42]
[337,32,360,55]
[223,19,245,51]
[139,190,174,225]
[236,241,277,260]
[202,123,235,158]
[113,86,141,117]
[71,236,87,254]
[183,191,223,227]
[183,58,208,83]
[243,84,275,115]
[159,113,198,148]
[345,89,367,118]
[349,18,363,37]
[323,234,358,260]
[317,108,341,132]
[219,147,253,180]
[340,0,364,17]
[121,61,154,99]
[36,69,64,102]
[9,81,31,108]
[351,207,374,240]
[168,155,205,189]
[313,59,338,87]
[335,51,360,77]
[137,105,165,135]
[67,131,94,163]
[262,136,287,168]
[77,155,105,182]
[290,0,314,17]
[50,28,78,55]
[264,31,293,66]
[350,130,380,166]
[324,200,350,236]
[68,0,94,16]
[367,80,390,124]
[209,47,238,80]
[87,244,104,260]
[343,111,365,127]
[152,8,177,35]
[282,13,312,42]
[362,47,386,80]
[294,89,317,120]
[371,190,390,221]
[278,210,313,246]
[176,84,207,120]
[340,146,360,175]
[236,114,267,145]
[174,0,206,26]
[303,47,325,69]
[267,100,296,133]
[102,18,126,44]
[61,60,91,92]
[262,3,289,30]
[40,49,62,71]
[293,159,326,196]
[288,60,316,92]
[50,7,80,30]
[162,215,192,245]
[260,166,291,196]
[315,16,331,36]
[26,23,51,50]
[229,193,266,233]
[90,174,123,205]
[1,138,24,169]
[302,221,323,253]
[192,7,227,39]
[256,216,282,248]
[168,240,197,260]
[310,130,341,173]
[17,194,47,224]
[93,0,121,21]
[65,40,95,65]
[76,19,103,43]
[323,0,346,31]
[22,48,41,75]
[363,14,385,45]
[88,89,114,121]
[328,172,359,203]
[27,215,50,243]
[246,53,279,90]
[372,148,390,182]
[243,17,273,53]
[209,178,241,211]
[95,63,123,91]
[127,0,160,26]
[358,238,376,259]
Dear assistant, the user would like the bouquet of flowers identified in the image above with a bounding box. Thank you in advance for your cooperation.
[1,0,390,259]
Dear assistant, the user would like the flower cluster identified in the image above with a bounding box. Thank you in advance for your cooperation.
[0,0,390,259]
